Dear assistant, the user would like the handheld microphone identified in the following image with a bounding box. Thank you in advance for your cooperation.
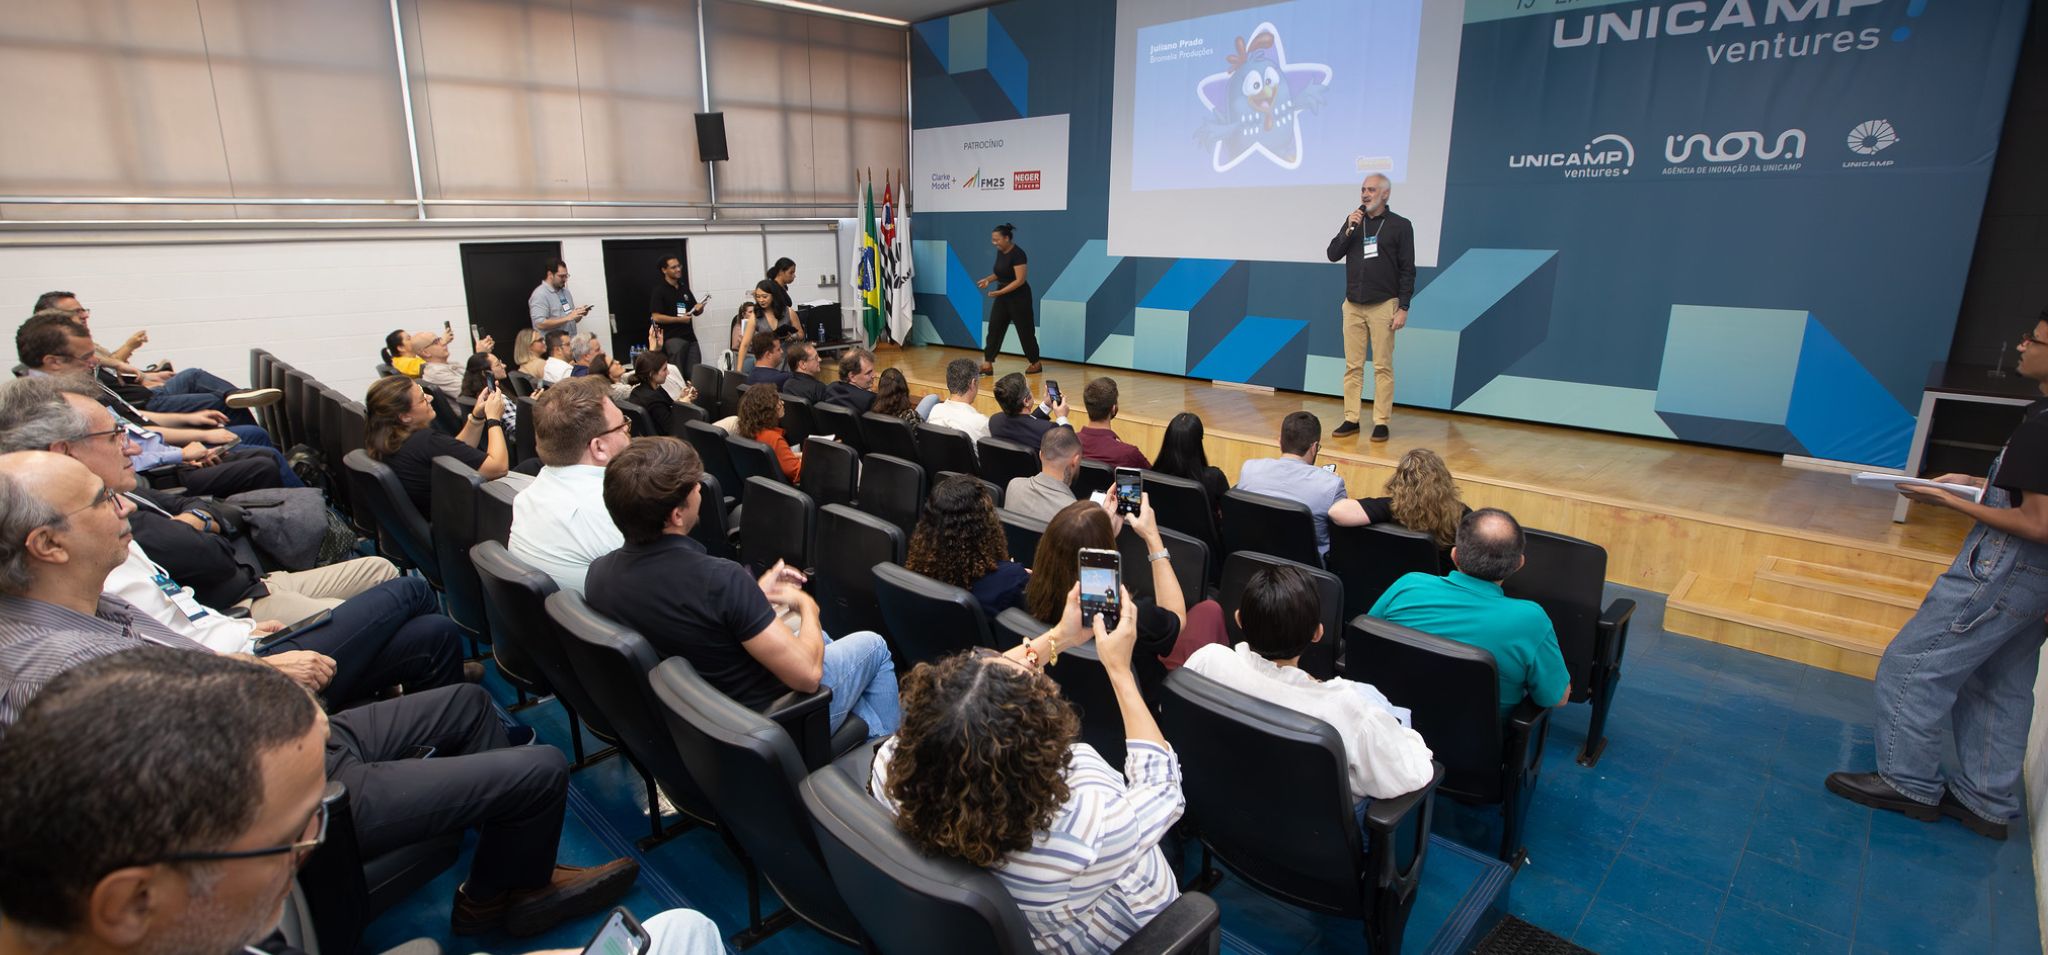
[1345,204,1366,234]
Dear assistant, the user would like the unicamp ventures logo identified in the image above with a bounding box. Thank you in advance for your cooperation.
[1507,133,1636,178]
[1548,0,1928,67]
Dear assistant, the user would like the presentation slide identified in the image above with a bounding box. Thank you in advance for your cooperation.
[1108,0,1461,267]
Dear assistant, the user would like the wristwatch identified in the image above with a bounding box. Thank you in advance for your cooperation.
[483,418,505,429]
[1147,549,1170,563]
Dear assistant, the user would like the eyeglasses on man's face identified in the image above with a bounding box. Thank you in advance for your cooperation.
[158,802,328,867]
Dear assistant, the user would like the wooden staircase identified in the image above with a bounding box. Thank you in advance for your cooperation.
[1666,556,1940,678]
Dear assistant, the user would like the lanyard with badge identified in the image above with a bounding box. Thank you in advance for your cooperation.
[1361,216,1385,261]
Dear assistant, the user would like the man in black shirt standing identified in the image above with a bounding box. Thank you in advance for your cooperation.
[1324,173,1415,441]
[648,255,705,373]
[1825,308,2048,841]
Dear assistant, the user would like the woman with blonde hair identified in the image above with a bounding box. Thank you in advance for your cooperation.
[513,328,547,378]
[1329,447,1469,563]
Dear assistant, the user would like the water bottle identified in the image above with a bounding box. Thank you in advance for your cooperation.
[816,322,825,343]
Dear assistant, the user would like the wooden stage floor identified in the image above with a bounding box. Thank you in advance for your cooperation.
[874,345,1966,676]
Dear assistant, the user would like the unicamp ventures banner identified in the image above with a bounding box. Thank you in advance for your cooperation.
[908,0,2028,466]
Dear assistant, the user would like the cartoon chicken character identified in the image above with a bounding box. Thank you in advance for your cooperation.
[1193,25,1330,172]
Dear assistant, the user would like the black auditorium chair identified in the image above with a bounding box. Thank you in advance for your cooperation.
[282,368,311,450]
[998,509,1046,570]
[428,456,490,653]
[916,422,979,478]
[1140,470,1221,565]
[936,470,1004,508]
[799,437,859,510]
[800,766,1224,955]
[650,658,869,948]
[1345,617,1549,865]
[858,454,926,537]
[689,472,740,561]
[1219,551,1345,679]
[374,363,401,379]
[859,412,921,462]
[685,420,745,510]
[247,349,273,435]
[781,394,816,445]
[298,780,462,955]
[427,390,466,436]
[719,369,744,421]
[811,400,864,452]
[316,387,354,509]
[690,364,724,420]
[1220,488,1323,568]
[728,433,790,495]
[1074,459,1114,498]
[470,542,611,763]
[506,370,539,399]
[1502,529,1634,766]
[996,609,1128,767]
[873,562,994,665]
[511,396,539,467]
[336,403,373,537]
[616,398,656,438]
[545,591,714,849]
[814,504,904,639]
[667,400,707,436]
[975,436,1040,491]
[1326,522,1441,623]
[1119,526,1209,605]
[476,479,517,547]
[1161,668,1440,955]
[342,450,437,582]
[739,478,815,575]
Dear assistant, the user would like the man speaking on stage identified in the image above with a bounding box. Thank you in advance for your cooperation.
[1326,173,1415,441]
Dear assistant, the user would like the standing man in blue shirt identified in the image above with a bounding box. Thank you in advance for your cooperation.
[1326,174,1414,442]
[529,258,592,338]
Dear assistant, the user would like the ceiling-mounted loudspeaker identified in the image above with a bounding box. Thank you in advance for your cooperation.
[695,112,729,163]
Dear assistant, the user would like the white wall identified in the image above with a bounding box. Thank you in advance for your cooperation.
[0,225,849,403]
[2029,647,2048,942]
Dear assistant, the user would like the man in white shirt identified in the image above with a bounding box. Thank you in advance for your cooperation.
[540,330,575,386]
[529,258,592,336]
[1183,564,1433,810]
[925,357,991,442]
[510,377,632,594]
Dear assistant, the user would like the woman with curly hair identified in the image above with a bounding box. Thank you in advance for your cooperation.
[1328,447,1469,566]
[906,474,1028,622]
[873,583,1185,954]
[736,382,799,482]
[1025,497,1228,669]
[870,367,928,424]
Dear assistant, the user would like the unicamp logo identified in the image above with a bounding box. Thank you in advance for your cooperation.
[1507,133,1636,178]
[1842,118,1899,167]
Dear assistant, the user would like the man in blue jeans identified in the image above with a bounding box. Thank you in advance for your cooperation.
[33,292,278,424]
[1826,309,2048,841]
[586,436,899,737]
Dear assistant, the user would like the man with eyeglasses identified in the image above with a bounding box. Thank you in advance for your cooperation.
[1825,308,2048,842]
[0,453,642,939]
[530,259,592,338]
[29,293,281,423]
[508,378,633,595]
[648,254,706,372]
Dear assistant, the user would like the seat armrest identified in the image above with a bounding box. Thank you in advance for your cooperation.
[140,464,184,490]
[1504,699,1552,768]
[764,686,836,771]
[1366,763,1442,892]
[1112,890,1221,955]
[1595,598,1636,669]
[1364,763,1440,834]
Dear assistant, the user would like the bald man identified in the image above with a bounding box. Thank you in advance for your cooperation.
[1326,173,1415,441]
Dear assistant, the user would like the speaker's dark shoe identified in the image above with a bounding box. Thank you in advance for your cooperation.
[1331,421,1361,437]
[1824,771,1939,821]
[1024,362,1044,374]
[1370,424,1390,441]
[1940,791,2009,840]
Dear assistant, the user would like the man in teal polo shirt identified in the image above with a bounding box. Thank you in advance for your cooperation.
[1368,508,1570,719]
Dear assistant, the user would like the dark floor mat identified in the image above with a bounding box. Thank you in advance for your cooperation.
[1475,915,1595,955]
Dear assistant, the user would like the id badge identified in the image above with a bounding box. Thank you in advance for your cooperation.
[153,569,211,621]
[1361,235,1380,260]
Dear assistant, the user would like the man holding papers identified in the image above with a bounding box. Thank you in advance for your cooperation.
[1826,309,2048,841]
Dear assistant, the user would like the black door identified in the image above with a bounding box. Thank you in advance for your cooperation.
[601,238,690,360]
[459,241,561,366]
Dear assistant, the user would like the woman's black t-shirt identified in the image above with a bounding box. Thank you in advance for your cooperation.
[992,245,1030,296]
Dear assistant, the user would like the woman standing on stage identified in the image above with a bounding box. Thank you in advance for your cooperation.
[976,223,1042,375]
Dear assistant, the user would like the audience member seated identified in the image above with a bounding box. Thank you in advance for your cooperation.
[823,347,878,415]
[1025,498,1225,667]
[871,367,928,425]
[0,379,399,627]
[509,378,631,596]
[641,326,695,404]
[461,351,520,438]
[381,327,449,378]
[906,474,1029,622]
[1329,447,1469,566]
[0,649,706,954]
[925,358,992,441]
[737,383,801,483]
[541,330,575,385]
[988,371,1069,447]
[18,312,282,455]
[364,374,509,516]
[1151,412,1230,524]
[630,350,684,436]
[1235,411,1348,556]
[1183,565,1434,812]
[585,437,899,736]
[33,294,276,421]
[780,341,830,403]
[1369,508,1570,719]
[420,332,479,401]
[567,336,603,381]
[1076,376,1150,469]
[588,351,632,402]
[872,589,1184,954]
[1006,425,1082,523]
[742,332,790,388]
[514,327,548,378]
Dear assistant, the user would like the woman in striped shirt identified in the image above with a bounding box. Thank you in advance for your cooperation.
[872,583,1184,954]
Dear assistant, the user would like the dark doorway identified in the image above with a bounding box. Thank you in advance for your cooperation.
[459,241,561,366]
[601,238,691,359]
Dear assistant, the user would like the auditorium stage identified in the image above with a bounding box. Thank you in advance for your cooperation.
[882,345,1966,678]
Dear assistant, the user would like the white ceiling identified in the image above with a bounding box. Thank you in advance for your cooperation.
[797,0,989,25]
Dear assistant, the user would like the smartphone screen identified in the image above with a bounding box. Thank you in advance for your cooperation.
[1320,462,1337,473]
[401,744,436,760]
[580,908,649,955]
[1078,548,1121,628]
[1045,379,1062,405]
[1113,467,1142,516]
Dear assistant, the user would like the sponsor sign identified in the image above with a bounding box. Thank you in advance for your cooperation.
[913,115,1070,212]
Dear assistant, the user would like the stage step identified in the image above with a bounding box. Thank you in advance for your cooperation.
[1666,571,1893,678]
[1749,556,1930,630]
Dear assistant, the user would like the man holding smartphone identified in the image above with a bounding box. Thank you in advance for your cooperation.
[1235,411,1349,556]
[649,255,705,372]
[531,258,593,338]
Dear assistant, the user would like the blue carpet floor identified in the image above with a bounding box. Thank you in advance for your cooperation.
[364,584,2040,954]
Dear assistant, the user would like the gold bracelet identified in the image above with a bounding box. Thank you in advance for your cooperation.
[1046,636,1060,666]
